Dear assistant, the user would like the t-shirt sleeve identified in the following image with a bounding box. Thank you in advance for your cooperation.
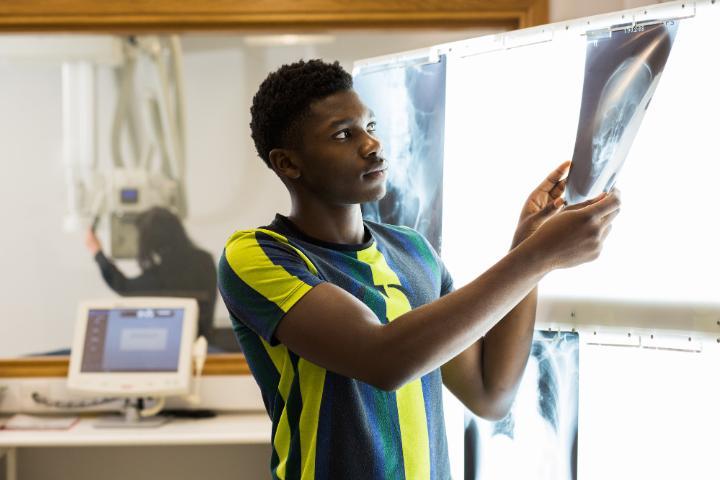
[439,259,455,297]
[218,230,324,345]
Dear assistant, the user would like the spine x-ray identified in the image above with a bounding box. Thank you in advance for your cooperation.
[354,55,447,252]
[565,22,678,205]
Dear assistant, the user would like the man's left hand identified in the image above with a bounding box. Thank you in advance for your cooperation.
[511,160,571,249]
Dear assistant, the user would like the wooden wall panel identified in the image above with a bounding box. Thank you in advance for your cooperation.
[0,0,549,32]
[0,354,250,378]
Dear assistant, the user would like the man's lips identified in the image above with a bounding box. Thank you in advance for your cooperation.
[364,161,388,176]
[363,167,387,181]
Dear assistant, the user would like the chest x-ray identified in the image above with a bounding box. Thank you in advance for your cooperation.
[465,331,579,480]
[565,22,678,205]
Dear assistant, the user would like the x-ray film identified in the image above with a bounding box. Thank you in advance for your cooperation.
[566,22,678,205]
[465,331,579,480]
[354,55,447,252]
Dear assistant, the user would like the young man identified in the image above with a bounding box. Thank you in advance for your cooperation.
[218,59,621,479]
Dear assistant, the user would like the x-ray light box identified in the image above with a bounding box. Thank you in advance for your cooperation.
[440,1,720,306]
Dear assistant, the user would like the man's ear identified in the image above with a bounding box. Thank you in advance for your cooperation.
[268,148,301,180]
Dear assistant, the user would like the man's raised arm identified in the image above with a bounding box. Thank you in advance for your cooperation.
[276,190,620,397]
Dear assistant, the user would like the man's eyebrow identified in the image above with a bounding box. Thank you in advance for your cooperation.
[326,111,376,130]
[327,118,353,130]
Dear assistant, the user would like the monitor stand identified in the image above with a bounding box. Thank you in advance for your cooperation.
[93,398,169,428]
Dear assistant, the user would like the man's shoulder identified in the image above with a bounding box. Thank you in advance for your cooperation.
[223,227,291,253]
[221,226,319,280]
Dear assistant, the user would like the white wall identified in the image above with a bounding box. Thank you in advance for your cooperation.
[0,61,116,357]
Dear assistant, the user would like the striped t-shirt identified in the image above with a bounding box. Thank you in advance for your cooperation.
[218,214,454,480]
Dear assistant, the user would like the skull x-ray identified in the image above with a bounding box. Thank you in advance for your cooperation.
[354,55,447,251]
[566,22,678,205]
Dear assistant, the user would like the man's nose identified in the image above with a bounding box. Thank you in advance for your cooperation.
[361,131,382,158]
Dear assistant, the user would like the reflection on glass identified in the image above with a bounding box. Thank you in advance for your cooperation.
[0,30,493,357]
[85,207,217,341]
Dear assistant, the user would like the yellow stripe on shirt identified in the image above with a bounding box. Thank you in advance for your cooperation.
[262,339,294,480]
[357,245,431,480]
[298,359,327,479]
[225,229,324,480]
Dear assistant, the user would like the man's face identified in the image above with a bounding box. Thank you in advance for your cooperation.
[290,89,387,205]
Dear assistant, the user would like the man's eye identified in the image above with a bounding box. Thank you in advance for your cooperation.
[333,129,350,140]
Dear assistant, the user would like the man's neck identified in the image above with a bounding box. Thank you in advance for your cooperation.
[287,200,366,245]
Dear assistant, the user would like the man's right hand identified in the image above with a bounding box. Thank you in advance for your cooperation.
[525,189,621,270]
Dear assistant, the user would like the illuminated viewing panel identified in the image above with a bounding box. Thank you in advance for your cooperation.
[442,2,720,304]
[353,3,720,479]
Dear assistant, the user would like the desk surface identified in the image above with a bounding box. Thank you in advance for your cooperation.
[0,412,272,447]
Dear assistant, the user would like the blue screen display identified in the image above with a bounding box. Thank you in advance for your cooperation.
[120,188,139,204]
[81,308,184,372]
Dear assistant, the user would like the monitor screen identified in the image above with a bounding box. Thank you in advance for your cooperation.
[80,308,184,373]
[68,297,197,397]
[120,187,139,204]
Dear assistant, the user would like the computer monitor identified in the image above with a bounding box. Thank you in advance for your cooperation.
[68,297,198,398]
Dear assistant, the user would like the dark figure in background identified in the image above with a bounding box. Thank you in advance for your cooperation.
[84,207,217,340]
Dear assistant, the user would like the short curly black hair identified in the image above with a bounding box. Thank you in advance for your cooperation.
[250,59,353,168]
